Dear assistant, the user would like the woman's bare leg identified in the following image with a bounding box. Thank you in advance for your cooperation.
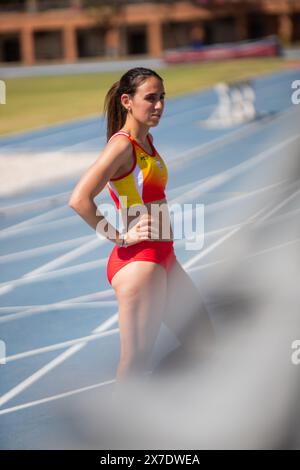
[157,260,215,372]
[111,261,167,383]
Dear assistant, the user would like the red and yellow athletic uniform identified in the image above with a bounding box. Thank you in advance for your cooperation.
[106,131,168,209]
[106,131,176,284]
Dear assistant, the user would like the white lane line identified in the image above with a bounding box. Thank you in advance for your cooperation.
[0,237,107,297]
[184,185,300,270]
[0,188,108,218]
[259,206,300,227]
[0,287,115,313]
[167,177,207,198]
[0,234,94,263]
[0,287,115,320]
[205,202,300,239]
[198,177,299,219]
[187,259,226,273]
[159,202,300,255]
[0,301,117,323]
[173,178,288,210]
[183,207,266,270]
[172,134,300,205]
[5,328,120,363]
[244,237,300,260]
[178,111,298,170]
[203,181,292,215]
[0,214,79,239]
[171,174,230,203]
[54,288,114,303]
[24,238,103,277]
[1,204,70,234]
[0,312,118,409]
[0,258,107,296]
[255,187,300,224]
[0,379,116,416]
[0,300,116,314]
[183,226,241,270]
[169,105,299,169]
[0,191,70,215]
[188,238,300,274]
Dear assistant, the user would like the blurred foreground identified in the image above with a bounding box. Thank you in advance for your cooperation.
[48,130,300,450]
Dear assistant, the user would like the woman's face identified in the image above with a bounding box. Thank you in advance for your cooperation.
[122,76,165,127]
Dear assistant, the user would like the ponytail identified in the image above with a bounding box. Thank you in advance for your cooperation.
[103,80,126,142]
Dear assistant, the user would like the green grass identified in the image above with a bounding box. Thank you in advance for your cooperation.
[0,58,287,136]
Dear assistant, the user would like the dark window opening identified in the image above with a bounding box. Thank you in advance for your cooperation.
[34,30,63,60]
[127,29,147,55]
[76,28,105,58]
[0,34,21,62]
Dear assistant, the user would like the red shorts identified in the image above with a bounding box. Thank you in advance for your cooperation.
[106,240,177,285]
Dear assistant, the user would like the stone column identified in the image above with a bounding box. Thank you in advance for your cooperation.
[190,23,204,46]
[21,27,35,65]
[279,13,293,45]
[105,27,120,58]
[63,25,77,63]
[147,21,163,57]
[26,0,37,13]
[236,13,248,41]
[71,0,82,9]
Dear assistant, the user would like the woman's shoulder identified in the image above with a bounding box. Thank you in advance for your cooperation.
[105,133,133,154]
[100,134,133,173]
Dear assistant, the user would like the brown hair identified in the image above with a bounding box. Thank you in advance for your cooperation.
[103,67,163,142]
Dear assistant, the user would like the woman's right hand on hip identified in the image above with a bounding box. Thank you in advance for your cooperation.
[124,214,159,246]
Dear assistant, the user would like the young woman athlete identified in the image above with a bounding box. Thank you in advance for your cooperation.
[69,67,214,384]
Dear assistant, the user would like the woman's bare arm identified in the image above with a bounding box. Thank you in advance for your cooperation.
[69,136,132,244]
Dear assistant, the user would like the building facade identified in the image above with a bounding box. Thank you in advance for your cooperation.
[0,0,300,65]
